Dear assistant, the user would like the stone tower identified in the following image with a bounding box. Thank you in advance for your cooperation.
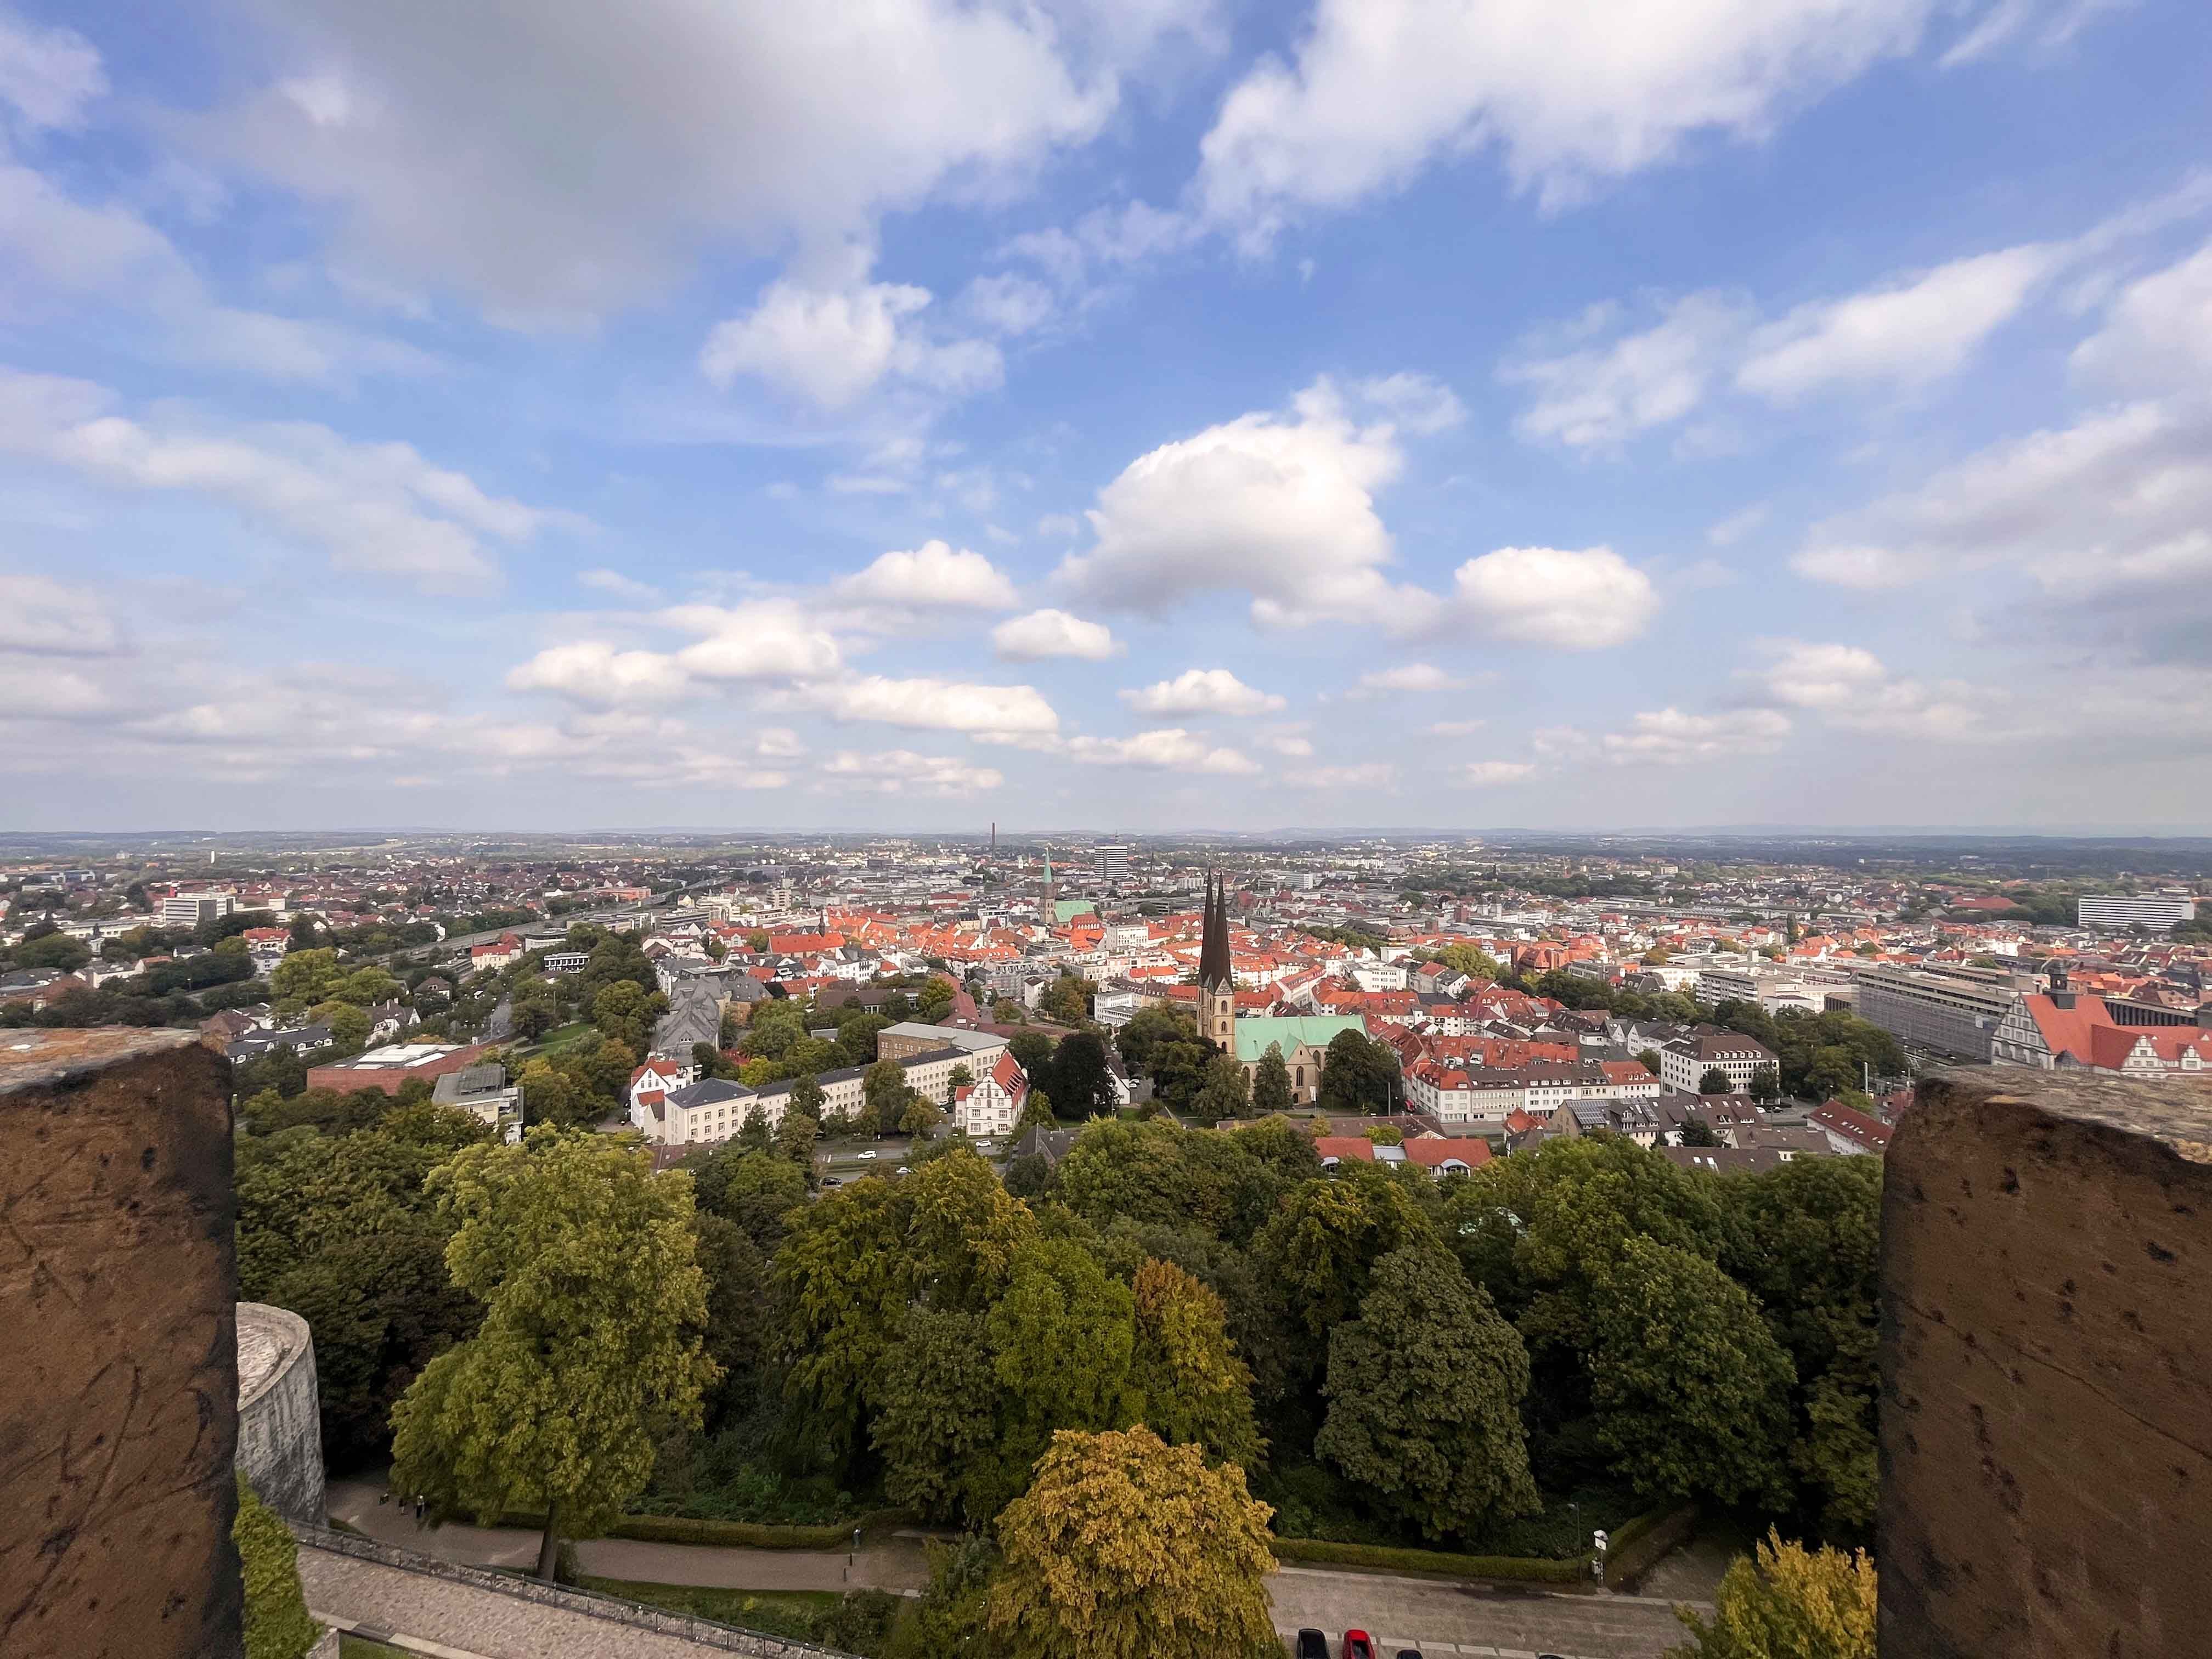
[1198,871,1235,1049]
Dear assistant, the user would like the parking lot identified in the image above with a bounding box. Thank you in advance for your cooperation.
[1268,1567,1697,1659]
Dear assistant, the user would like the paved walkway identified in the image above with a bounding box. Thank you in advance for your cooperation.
[327,1479,930,1593]
[1269,1567,1697,1659]
[299,1549,770,1659]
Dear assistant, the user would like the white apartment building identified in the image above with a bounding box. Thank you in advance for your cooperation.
[1659,1031,1777,1095]
[2076,894,2197,930]
[950,1052,1030,1138]
[162,890,238,929]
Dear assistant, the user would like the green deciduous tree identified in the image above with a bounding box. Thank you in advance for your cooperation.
[388,1128,715,1579]
[862,1057,909,1131]
[592,979,667,1053]
[1314,1244,1537,1541]
[988,1425,1280,1659]
[235,1474,318,1659]
[1700,1067,1734,1096]
[1586,1237,1796,1509]
[1254,1165,1439,1340]
[873,1307,1004,1526]
[1668,1529,1876,1659]
[1251,1044,1295,1115]
[309,999,371,1051]
[1131,1258,1262,1471]
[1316,1028,1397,1115]
[1195,1052,1253,1120]
[270,947,344,1009]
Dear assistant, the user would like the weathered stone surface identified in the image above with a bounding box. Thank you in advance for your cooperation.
[1878,1068,2212,1658]
[0,1028,241,1659]
[236,1302,325,1528]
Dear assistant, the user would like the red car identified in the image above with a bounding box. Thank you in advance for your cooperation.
[1341,1632,1375,1659]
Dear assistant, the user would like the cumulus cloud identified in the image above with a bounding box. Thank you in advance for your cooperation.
[1447,545,1658,648]
[1352,662,1466,695]
[1738,639,1991,740]
[992,608,1120,661]
[1455,759,1536,785]
[1196,0,1965,238]
[831,540,1019,611]
[821,748,1004,794]
[1060,379,1429,629]
[578,567,662,603]
[1064,727,1260,773]
[1602,707,1791,764]
[505,641,696,709]
[700,280,1001,410]
[666,602,849,682]
[0,573,123,656]
[799,674,1060,739]
[181,1,1180,325]
[0,366,560,591]
[1120,667,1286,717]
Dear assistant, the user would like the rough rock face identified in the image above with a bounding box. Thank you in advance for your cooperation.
[1878,1068,2212,1658]
[1,1029,241,1659]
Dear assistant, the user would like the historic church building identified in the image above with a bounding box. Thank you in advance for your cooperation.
[1198,869,1237,1047]
[1201,870,1365,1104]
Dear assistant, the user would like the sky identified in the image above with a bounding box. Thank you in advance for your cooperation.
[3,1,2210,834]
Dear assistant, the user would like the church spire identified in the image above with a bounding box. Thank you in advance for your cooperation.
[1198,869,1232,992]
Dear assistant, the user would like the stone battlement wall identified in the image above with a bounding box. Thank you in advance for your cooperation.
[1877,1068,2212,1658]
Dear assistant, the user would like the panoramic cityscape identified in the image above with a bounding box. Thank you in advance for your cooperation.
[4,3,2209,1659]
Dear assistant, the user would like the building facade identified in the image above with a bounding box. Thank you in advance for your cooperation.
[1857,962,2029,1062]
[2075,893,2197,930]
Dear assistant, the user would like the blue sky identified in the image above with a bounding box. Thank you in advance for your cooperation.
[4,0,2210,832]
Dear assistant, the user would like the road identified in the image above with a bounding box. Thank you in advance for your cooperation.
[328,1480,1700,1659]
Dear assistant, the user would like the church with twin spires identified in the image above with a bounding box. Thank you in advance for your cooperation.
[1199,870,1236,1047]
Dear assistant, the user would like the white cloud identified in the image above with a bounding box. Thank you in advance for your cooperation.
[1428,719,1488,737]
[1505,292,1750,449]
[1447,545,1658,648]
[1120,667,1286,717]
[961,272,1057,336]
[1455,759,1534,785]
[1263,732,1315,757]
[0,366,560,591]
[800,674,1060,738]
[505,641,695,708]
[1353,662,1466,695]
[2070,238,2212,395]
[1036,512,1080,538]
[699,279,1000,410]
[184,1,1184,326]
[1735,245,2055,401]
[1064,727,1260,774]
[1196,0,1951,238]
[998,199,1201,287]
[0,160,437,386]
[992,608,1120,661]
[1355,371,1466,435]
[1061,379,1429,628]
[1602,707,1791,764]
[0,573,123,656]
[1739,639,1993,740]
[667,602,848,682]
[821,748,1003,795]
[1795,399,2212,613]
[578,567,662,603]
[0,10,105,130]
[831,540,1019,610]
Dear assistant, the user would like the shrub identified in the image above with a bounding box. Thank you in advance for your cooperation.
[235,1475,318,1659]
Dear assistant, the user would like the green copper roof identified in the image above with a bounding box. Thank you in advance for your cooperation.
[1053,897,1097,923]
[1230,1014,1366,1063]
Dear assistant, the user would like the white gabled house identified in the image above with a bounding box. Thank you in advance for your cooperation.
[950,1051,1029,1138]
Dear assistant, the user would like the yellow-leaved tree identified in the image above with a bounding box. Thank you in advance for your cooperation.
[987,1425,1279,1659]
[1669,1529,1876,1659]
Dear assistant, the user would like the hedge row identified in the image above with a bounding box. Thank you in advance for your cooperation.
[1268,1534,1587,1584]
[494,1507,913,1550]
[1603,1503,1699,1592]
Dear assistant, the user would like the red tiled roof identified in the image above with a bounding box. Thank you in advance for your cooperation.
[1313,1136,1377,1163]
[1401,1137,1492,1170]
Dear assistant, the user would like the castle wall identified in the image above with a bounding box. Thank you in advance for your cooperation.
[0,1029,242,1659]
[1878,1069,2212,1657]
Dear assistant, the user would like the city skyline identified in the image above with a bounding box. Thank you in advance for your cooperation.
[4,2,2211,832]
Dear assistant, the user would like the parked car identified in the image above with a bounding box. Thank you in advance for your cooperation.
[1395,1650,1423,1659]
[1342,1633,1375,1659]
[1294,1632,1328,1659]
[821,1176,842,1187]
